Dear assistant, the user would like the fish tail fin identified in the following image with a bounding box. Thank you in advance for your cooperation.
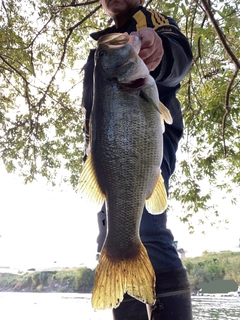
[92,243,156,310]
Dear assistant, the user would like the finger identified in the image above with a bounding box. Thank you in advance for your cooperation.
[144,48,164,71]
[145,57,162,71]
[138,46,155,61]
[141,46,164,65]
[130,29,154,48]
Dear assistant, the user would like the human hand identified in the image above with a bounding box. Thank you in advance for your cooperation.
[130,27,164,71]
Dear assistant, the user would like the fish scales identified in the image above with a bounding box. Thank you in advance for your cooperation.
[79,33,172,310]
[92,89,161,252]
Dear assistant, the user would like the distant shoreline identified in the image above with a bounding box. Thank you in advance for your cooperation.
[0,267,94,293]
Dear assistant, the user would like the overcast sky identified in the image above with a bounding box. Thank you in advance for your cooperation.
[0,162,239,271]
[0,163,99,270]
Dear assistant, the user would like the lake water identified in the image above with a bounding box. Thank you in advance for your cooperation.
[0,292,239,319]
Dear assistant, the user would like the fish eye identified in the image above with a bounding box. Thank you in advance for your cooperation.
[98,50,105,57]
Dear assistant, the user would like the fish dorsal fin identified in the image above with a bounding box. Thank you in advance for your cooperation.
[159,101,173,132]
[78,152,105,209]
[145,173,167,214]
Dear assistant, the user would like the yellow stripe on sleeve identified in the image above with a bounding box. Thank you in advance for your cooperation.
[149,10,170,29]
[133,10,148,30]
[133,9,170,31]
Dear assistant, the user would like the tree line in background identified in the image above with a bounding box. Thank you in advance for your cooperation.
[0,267,95,293]
[1,0,240,225]
[0,252,240,293]
[185,251,240,292]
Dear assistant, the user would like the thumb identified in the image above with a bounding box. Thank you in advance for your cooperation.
[130,31,139,37]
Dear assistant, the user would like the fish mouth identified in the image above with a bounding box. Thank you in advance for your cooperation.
[120,77,146,89]
[110,74,147,90]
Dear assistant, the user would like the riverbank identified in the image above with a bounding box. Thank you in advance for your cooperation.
[0,267,94,293]
[1,251,240,294]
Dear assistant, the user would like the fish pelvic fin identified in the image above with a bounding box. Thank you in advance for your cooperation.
[78,152,105,209]
[145,173,167,214]
[159,101,173,132]
[92,243,156,310]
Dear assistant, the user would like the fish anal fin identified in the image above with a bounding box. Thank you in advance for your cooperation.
[145,173,167,214]
[78,152,105,210]
[92,243,156,310]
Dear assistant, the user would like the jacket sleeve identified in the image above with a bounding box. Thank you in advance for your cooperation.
[133,8,192,86]
[153,19,193,87]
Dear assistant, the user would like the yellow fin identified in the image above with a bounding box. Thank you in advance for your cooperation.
[159,101,173,124]
[145,173,167,214]
[92,243,156,310]
[78,152,105,209]
[159,101,173,132]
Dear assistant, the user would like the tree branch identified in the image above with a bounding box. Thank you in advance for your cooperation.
[145,0,154,7]
[35,4,101,132]
[68,4,101,31]
[200,0,240,156]
[201,0,240,69]
[0,54,31,106]
[58,0,99,9]
[222,68,239,156]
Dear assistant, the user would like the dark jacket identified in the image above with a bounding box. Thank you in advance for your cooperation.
[82,6,192,180]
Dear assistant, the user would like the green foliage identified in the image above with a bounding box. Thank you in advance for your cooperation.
[0,273,19,289]
[1,252,239,294]
[0,0,240,221]
[0,0,97,187]
[0,267,95,292]
[73,267,94,292]
[169,0,240,223]
[184,251,240,290]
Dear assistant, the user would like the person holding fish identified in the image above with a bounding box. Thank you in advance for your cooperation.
[80,0,193,319]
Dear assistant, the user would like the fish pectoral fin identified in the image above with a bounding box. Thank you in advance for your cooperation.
[91,243,156,310]
[145,173,167,214]
[140,90,161,114]
[139,90,172,132]
[159,101,173,132]
[78,152,105,209]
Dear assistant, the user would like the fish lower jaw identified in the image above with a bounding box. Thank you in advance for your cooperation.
[118,73,154,90]
[119,77,147,90]
[108,75,148,90]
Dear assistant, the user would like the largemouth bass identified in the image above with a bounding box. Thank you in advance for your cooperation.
[79,33,172,310]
